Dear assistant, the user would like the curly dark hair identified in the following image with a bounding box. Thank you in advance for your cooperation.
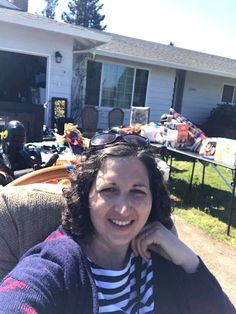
[62,143,173,238]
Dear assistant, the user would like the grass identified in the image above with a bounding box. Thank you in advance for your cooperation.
[167,156,236,250]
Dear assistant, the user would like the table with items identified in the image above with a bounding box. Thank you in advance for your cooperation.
[152,144,236,236]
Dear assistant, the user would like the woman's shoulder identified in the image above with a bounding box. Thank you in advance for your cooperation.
[4,227,88,289]
[22,227,85,268]
[0,228,93,313]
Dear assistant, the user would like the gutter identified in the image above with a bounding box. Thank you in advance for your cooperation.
[0,9,111,43]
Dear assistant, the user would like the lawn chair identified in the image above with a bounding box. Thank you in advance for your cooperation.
[108,108,124,129]
[81,105,99,138]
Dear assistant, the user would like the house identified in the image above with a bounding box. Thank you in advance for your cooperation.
[86,35,236,129]
[0,1,110,140]
[0,0,236,140]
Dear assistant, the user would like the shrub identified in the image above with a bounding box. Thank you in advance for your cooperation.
[201,104,236,139]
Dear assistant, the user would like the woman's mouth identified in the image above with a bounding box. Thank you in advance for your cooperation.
[109,219,133,226]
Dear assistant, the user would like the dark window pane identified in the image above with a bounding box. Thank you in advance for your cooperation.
[0,51,46,104]
[222,85,234,103]
[85,60,102,106]
[101,64,134,108]
[133,69,148,107]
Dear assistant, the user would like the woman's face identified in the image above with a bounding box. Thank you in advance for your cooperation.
[88,156,152,251]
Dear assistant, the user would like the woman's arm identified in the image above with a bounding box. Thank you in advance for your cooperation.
[131,221,199,273]
[132,222,236,312]
[0,229,95,314]
[0,252,65,314]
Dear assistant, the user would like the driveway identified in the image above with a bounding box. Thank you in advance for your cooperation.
[173,214,236,307]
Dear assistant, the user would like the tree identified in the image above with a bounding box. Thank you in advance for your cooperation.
[62,0,106,30]
[41,0,59,19]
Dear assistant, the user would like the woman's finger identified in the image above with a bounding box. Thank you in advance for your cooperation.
[132,222,165,260]
[135,230,153,261]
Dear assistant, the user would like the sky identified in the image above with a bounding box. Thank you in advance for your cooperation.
[28,0,236,60]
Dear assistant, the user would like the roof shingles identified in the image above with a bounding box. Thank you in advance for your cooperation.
[96,34,236,78]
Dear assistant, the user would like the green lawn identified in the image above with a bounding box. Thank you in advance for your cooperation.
[168,157,236,249]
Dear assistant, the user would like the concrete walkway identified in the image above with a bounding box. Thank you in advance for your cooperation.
[173,214,236,307]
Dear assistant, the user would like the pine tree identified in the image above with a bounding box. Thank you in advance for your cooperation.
[62,0,106,30]
[41,0,59,19]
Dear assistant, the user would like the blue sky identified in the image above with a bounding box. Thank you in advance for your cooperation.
[28,0,236,60]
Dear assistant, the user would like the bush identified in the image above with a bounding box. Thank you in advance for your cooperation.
[201,104,236,139]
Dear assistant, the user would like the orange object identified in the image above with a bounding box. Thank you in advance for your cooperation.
[177,123,189,142]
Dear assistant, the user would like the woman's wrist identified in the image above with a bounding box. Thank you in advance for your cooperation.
[181,254,200,273]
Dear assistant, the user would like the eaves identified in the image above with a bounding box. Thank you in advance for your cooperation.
[94,49,236,80]
[0,9,110,44]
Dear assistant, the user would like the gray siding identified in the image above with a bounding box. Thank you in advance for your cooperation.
[182,72,236,125]
[147,66,176,123]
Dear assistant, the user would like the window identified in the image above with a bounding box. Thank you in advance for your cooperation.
[133,69,148,106]
[85,61,148,109]
[85,61,102,106]
[101,64,134,108]
[221,84,236,103]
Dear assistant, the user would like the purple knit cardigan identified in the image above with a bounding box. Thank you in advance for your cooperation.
[0,227,235,314]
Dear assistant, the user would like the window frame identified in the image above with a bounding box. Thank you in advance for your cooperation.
[86,60,149,109]
[221,84,236,103]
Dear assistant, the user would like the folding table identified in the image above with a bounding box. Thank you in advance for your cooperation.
[151,144,236,236]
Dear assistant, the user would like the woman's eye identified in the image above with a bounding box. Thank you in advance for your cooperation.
[100,187,117,194]
[131,189,146,195]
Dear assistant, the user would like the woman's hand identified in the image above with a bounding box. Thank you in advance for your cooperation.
[131,221,199,273]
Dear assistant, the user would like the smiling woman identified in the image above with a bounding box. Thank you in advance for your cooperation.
[87,155,152,269]
[0,140,235,313]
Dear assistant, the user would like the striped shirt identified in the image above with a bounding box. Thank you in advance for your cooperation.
[89,253,155,313]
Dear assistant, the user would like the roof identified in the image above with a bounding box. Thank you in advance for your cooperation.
[0,8,110,50]
[94,33,236,79]
[0,0,19,9]
[1,7,235,79]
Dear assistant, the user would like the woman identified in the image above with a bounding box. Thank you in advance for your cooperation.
[0,133,234,313]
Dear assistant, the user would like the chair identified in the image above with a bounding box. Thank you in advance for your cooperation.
[0,169,176,281]
[0,184,64,280]
[130,106,150,126]
[81,105,99,138]
[108,108,124,129]
[7,165,70,186]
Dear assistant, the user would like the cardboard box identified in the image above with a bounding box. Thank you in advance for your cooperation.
[214,138,236,166]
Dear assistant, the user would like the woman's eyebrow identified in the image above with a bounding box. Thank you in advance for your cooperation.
[97,181,116,186]
[133,183,149,188]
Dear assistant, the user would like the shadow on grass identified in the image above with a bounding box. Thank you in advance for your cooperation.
[170,167,186,174]
[169,176,236,228]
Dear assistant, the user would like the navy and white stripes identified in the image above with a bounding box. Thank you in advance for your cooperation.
[89,253,155,313]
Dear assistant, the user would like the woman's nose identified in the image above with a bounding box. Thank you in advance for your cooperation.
[115,195,131,216]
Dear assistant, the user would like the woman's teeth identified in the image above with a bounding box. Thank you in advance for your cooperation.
[111,219,131,226]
